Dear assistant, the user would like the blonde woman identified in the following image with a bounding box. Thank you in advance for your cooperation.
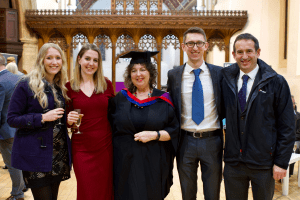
[7,43,72,200]
[6,62,18,74]
[66,43,114,200]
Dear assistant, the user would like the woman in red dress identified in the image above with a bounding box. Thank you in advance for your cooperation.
[66,43,114,200]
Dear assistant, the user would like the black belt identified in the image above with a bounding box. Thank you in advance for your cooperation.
[183,129,221,138]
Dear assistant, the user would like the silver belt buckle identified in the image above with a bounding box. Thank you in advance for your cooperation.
[193,132,202,138]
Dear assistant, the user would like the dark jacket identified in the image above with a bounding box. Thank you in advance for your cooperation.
[7,78,72,172]
[295,111,300,141]
[0,70,20,140]
[221,59,295,170]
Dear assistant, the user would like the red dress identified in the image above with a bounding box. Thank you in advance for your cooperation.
[66,79,114,200]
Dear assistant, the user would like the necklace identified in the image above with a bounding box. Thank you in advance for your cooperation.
[133,89,152,109]
[134,90,152,98]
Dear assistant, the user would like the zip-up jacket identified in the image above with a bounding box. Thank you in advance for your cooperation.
[221,59,295,170]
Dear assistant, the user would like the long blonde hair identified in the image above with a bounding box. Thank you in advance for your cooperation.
[28,43,69,109]
[70,43,107,93]
[6,62,18,74]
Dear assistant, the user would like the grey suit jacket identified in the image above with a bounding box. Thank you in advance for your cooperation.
[0,70,20,139]
[167,62,223,144]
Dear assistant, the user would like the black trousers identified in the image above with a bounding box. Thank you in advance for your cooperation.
[177,133,223,200]
[224,163,275,200]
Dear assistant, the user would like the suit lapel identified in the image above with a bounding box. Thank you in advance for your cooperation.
[175,64,185,117]
[206,63,220,115]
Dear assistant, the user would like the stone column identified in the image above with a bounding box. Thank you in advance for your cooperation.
[16,0,39,73]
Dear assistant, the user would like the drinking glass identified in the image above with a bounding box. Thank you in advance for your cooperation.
[293,143,297,153]
[57,101,64,126]
[74,109,83,134]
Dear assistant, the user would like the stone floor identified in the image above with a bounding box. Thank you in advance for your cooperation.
[0,157,299,200]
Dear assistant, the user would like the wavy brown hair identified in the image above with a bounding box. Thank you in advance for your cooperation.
[123,62,157,93]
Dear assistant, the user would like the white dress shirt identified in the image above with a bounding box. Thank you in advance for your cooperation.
[237,64,259,101]
[181,62,220,132]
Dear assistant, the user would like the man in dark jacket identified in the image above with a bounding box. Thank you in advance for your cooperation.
[220,33,295,200]
[289,95,300,176]
[292,95,300,147]
[0,53,25,200]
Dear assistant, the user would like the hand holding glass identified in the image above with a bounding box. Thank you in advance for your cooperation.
[293,143,297,153]
[74,109,84,134]
[57,101,64,125]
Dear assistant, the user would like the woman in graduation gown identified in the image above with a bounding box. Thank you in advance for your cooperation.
[109,51,179,200]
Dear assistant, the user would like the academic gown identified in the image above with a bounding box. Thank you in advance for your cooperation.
[109,88,179,200]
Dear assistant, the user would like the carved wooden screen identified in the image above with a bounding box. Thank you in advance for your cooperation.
[72,33,89,50]
[94,34,112,79]
[161,34,180,86]
[48,32,68,52]
[162,34,180,50]
[138,34,157,51]
[207,38,225,52]
[116,34,135,63]
[94,34,112,61]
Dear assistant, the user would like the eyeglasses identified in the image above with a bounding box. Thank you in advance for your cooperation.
[185,41,206,48]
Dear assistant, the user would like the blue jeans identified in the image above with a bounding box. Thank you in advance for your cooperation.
[0,138,25,199]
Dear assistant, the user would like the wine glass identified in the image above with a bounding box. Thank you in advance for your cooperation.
[293,143,297,153]
[74,109,83,134]
[57,101,64,126]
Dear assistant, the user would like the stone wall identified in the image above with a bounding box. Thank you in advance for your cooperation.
[214,0,300,105]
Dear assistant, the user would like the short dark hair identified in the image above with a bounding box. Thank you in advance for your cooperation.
[124,62,157,93]
[0,53,5,66]
[183,27,207,43]
[233,33,260,53]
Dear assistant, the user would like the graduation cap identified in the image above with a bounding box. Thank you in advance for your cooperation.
[120,51,159,65]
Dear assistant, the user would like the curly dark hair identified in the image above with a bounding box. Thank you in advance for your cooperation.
[124,62,157,93]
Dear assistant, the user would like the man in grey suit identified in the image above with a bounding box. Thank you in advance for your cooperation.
[167,27,223,200]
[0,53,25,200]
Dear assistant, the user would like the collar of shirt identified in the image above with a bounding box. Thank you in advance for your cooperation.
[238,64,259,81]
[185,62,207,75]
[237,64,259,101]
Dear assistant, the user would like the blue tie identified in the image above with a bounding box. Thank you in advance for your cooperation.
[192,68,204,125]
[238,75,249,111]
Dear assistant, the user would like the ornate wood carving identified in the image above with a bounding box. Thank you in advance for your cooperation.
[25,7,247,90]
[162,34,180,50]
[94,34,112,49]
[207,38,225,51]
[71,33,88,49]
[48,32,68,52]
[138,34,157,51]
[25,10,247,29]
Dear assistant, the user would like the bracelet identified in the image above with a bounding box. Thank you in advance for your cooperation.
[156,131,160,141]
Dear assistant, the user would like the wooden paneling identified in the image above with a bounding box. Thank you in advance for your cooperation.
[0,0,9,8]
[0,8,18,42]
